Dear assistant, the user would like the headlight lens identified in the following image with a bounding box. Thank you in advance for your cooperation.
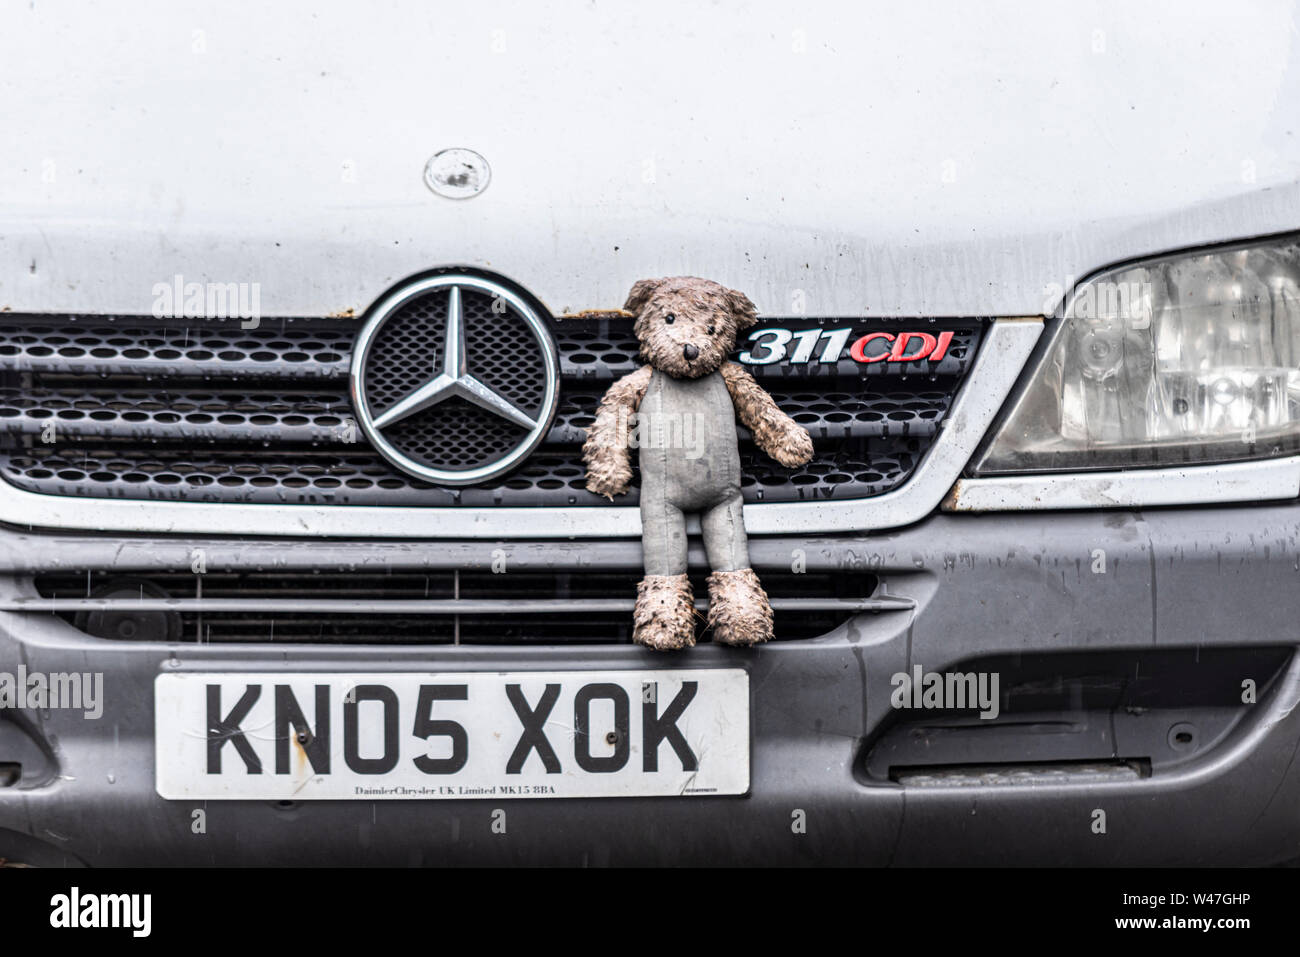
[975,236,1300,474]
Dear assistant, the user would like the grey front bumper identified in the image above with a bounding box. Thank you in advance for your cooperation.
[1,503,1299,866]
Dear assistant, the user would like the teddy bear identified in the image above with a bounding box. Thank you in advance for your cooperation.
[581,276,815,651]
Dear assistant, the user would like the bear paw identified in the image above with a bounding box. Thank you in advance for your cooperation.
[706,568,774,647]
[769,423,815,469]
[584,457,633,500]
[633,574,696,651]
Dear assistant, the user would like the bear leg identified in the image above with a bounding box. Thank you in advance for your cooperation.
[633,574,696,650]
[706,567,774,647]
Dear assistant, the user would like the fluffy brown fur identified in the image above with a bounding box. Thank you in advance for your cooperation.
[624,276,758,379]
[633,574,696,650]
[582,364,652,499]
[720,362,815,467]
[706,568,774,646]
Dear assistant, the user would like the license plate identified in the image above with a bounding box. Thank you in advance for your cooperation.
[155,669,749,800]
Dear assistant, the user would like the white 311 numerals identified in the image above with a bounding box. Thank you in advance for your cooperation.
[739,327,853,365]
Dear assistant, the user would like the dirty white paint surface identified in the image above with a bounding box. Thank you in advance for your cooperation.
[2,1,1297,318]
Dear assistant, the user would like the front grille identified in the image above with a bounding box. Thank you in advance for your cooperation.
[34,568,886,644]
[0,309,983,507]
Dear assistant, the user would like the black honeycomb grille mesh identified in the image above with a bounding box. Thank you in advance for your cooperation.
[0,321,350,378]
[386,400,527,471]
[0,303,983,508]
[363,297,444,414]
[461,294,547,411]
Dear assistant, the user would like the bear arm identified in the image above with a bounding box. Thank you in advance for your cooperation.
[720,362,814,469]
[582,364,653,499]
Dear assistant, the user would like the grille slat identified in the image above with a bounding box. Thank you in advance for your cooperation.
[0,318,354,381]
[0,441,925,505]
[0,387,355,444]
[35,568,885,644]
[0,312,982,507]
[0,384,956,446]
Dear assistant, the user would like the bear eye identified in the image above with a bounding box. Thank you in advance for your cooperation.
[707,324,715,335]
[664,313,675,324]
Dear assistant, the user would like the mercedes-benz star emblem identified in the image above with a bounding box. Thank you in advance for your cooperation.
[350,275,560,486]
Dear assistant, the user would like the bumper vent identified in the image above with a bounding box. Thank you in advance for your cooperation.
[32,568,897,645]
[862,647,1294,783]
[0,310,982,507]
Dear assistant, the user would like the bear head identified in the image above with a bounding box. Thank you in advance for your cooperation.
[623,276,758,379]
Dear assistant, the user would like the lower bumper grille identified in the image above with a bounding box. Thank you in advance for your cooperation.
[32,568,898,644]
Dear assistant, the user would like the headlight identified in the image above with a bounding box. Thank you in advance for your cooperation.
[975,235,1300,474]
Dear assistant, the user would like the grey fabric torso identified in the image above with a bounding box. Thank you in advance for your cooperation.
[637,369,749,576]
[637,369,741,509]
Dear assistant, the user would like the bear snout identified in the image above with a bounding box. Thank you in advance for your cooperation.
[682,343,700,361]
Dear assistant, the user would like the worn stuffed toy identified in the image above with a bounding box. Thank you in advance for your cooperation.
[582,277,814,650]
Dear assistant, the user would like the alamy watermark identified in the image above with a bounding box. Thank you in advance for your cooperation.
[0,666,103,718]
[152,273,261,329]
[890,664,1000,720]
[616,409,707,460]
[49,887,151,937]
[1043,277,1154,326]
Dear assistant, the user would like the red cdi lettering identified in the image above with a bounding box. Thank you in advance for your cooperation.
[848,330,952,364]
[849,332,894,363]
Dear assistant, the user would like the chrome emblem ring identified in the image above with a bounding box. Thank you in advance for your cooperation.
[350,275,560,486]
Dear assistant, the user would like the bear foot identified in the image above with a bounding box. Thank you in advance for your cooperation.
[706,567,774,647]
[633,574,696,651]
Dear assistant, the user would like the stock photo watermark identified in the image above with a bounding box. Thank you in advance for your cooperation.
[890,664,1000,720]
[614,408,709,459]
[49,887,151,937]
[1043,277,1154,324]
[0,666,104,719]
[151,274,262,329]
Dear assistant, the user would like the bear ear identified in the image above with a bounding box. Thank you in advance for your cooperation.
[623,278,666,315]
[723,287,758,330]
